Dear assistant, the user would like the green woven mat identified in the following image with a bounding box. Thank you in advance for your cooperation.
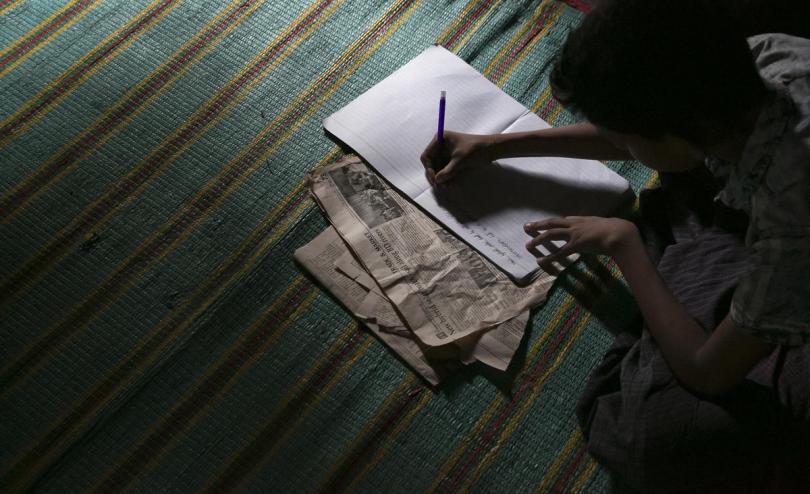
[0,1,652,492]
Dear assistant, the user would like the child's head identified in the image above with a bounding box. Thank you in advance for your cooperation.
[551,0,766,168]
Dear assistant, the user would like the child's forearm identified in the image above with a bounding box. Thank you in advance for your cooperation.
[490,122,634,161]
[611,234,772,395]
[612,236,711,390]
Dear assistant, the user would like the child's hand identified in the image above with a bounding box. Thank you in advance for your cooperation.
[524,216,640,272]
[420,131,496,185]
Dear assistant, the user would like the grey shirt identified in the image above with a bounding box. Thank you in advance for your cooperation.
[706,34,810,345]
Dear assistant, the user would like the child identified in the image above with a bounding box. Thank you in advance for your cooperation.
[421,0,810,490]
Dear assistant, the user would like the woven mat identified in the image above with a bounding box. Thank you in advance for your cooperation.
[0,1,653,491]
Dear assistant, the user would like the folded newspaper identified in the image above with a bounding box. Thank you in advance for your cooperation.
[294,227,529,384]
[297,156,559,382]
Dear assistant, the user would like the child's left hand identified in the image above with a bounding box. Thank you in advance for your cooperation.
[524,216,640,272]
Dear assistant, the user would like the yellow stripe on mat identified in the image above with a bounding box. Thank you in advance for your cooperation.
[0,0,264,223]
[341,390,433,492]
[222,335,376,493]
[530,86,553,113]
[0,0,102,78]
[0,195,317,488]
[547,101,565,123]
[532,427,583,492]
[492,1,566,86]
[570,456,599,493]
[0,0,183,147]
[0,0,344,390]
[481,0,553,77]
[0,0,26,17]
[311,375,419,491]
[78,1,421,490]
[435,0,481,47]
[204,334,400,494]
[448,0,502,53]
[436,0,503,53]
[457,312,593,492]
[88,276,320,493]
[424,295,577,493]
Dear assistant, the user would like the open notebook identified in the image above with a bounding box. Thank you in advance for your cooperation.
[324,45,631,283]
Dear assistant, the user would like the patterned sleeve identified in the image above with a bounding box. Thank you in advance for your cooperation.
[730,235,810,345]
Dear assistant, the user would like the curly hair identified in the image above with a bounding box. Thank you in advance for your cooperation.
[550,0,766,145]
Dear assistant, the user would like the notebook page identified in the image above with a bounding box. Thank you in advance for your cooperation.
[414,112,631,281]
[324,45,527,199]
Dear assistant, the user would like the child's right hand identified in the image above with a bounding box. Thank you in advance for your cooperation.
[420,131,496,186]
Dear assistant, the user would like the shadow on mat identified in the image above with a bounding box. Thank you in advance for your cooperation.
[436,256,640,397]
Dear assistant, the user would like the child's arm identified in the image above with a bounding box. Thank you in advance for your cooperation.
[490,122,634,161]
[420,122,632,185]
[525,216,774,396]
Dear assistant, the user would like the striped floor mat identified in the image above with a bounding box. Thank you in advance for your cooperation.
[1,1,653,491]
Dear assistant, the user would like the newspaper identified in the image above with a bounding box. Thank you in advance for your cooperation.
[308,156,555,348]
[332,248,530,371]
[294,227,530,384]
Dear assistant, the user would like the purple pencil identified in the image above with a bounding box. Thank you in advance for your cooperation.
[437,90,446,147]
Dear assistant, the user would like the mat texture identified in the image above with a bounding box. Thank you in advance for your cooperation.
[0,1,654,492]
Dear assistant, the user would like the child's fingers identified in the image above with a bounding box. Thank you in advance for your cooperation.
[524,217,569,233]
[420,135,438,168]
[538,253,576,276]
[537,243,575,266]
[538,260,563,276]
[525,228,568,250]
[536,245,572,276]
[434,158,460,184]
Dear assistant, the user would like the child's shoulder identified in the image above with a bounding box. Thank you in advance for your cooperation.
[745,34,810,228]
[727,35,810,345]
[748,34,810,90]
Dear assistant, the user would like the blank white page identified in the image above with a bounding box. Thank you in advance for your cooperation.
[324,46,631,283]
[324,45,526,198]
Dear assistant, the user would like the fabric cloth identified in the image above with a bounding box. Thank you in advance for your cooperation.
[705,33,810,345]
[577,169,810,492]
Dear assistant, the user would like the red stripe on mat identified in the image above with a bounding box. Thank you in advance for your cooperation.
[0,0,94,69]
[490,2,557,82]
[93,280,317,492]
[1,0,178,139]
[442,305,583,493]
[442,0,491,50]
[551,441,589,491]
[320,383,426,493]
[1,0,264,214]
[203,328,369,493]
[558,0,591,13]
